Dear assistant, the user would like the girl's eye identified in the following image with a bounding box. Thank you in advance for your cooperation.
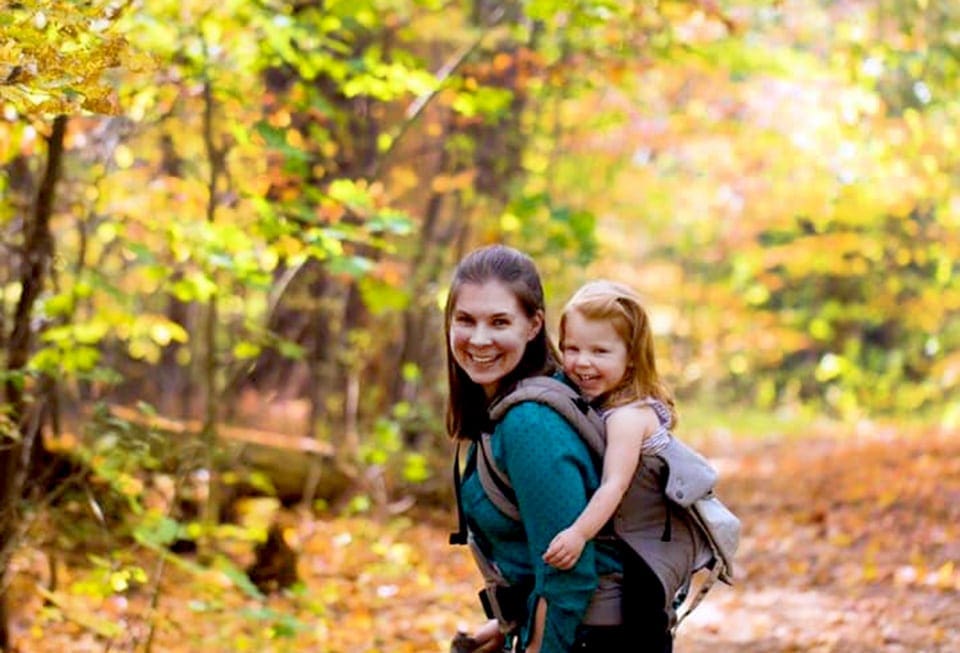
[492,318,510,327]
[454,315,474,325]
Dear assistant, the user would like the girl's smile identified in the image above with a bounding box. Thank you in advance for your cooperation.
[561,311,629,401]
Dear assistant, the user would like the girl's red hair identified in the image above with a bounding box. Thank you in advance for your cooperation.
[560,280,677,426]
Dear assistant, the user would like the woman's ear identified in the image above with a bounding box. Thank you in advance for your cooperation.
[527,310,544,342]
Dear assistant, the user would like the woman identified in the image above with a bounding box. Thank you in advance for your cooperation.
[445,245,626,652]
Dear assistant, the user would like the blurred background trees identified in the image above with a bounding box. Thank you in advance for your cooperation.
[1,0,958,646]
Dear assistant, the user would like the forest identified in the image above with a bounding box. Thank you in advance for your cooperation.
[1,0,958,651]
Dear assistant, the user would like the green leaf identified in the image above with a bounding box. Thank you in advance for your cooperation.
[65,346,101,372]
[28,347,61,374]
[329,255,374,277]
[132,515,179,547]
[216,555,265,600]
[43,292,75,317]
[277,340,305,359]
[367,211,412,235]
[327,178,373,209]
[358,276,408,315]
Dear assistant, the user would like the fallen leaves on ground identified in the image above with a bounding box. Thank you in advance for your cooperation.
[678,420,960,653]
[8,420,959,652]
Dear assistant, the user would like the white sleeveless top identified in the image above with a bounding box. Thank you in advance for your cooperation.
[602,398,672,454]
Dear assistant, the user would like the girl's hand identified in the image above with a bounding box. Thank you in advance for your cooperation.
[542,527,586,570]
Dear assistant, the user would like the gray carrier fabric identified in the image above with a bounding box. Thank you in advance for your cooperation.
[613,451,710,609]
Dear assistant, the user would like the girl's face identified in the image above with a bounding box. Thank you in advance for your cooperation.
[561,310,629,401]
[449,280,543,398]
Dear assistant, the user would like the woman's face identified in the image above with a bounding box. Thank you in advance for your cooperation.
[449,280,543,398]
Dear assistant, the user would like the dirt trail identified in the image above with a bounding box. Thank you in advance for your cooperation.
[671,425,960,653]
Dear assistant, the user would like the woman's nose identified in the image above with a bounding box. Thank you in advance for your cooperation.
[469,324,492,345]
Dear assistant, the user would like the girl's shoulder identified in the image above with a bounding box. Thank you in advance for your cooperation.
[610,397,672,428]
[604,401,661,433]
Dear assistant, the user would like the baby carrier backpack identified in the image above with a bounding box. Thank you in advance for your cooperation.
[452,375,741,632]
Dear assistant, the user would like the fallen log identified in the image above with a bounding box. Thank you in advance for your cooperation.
[95,404,349,503]
[104,404,334,456]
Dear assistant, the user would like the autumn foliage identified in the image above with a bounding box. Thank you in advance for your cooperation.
[2,0,959,651]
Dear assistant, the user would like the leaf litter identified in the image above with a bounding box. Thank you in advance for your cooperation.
[7,421,959,652]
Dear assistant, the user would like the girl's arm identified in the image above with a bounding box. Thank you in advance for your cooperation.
[542,405,658,569]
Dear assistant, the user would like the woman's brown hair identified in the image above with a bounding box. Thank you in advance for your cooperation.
[444,245,560,441]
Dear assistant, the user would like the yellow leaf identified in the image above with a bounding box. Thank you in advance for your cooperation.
[431,174,452,192]
[500,212,520,232]
[861,560,878,582]
[788,559,809,576]
[828,531,853,547]
[114,144,134,168]
[934,561,955,590]
[876,488,899,509]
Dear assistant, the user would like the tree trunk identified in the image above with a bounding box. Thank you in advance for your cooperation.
[338,281,368,458]
[0,282,5,355]
[0,113,67,653]
[390,126,453,405]
[157,133,193,419]
[199,76,224,553]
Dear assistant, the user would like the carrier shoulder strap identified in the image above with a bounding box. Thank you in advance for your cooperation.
[476,376,608,521]
[488,376,607,458]
[477,434,520,520]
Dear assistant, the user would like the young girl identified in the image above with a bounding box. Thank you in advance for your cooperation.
[542,279,677,568]
[544,279,699,651]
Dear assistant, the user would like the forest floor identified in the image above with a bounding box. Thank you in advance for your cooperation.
[6,417,960,652]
